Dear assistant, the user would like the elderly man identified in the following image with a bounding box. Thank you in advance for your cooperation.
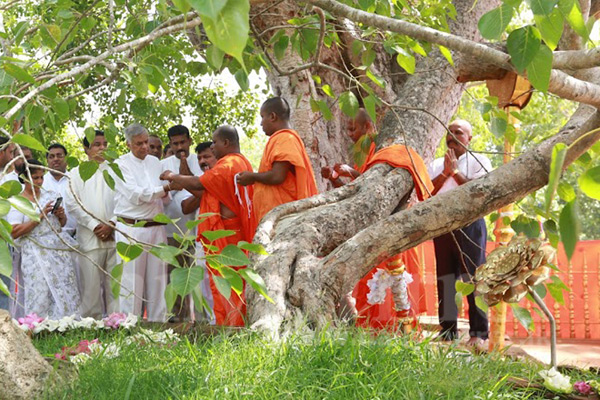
[161,124,203,320]
[66,130,118,318]
[113,124,180,322]
[43,143,77,236]
[429,119,492,348]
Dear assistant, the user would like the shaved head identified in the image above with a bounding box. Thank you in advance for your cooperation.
[214,125,240,145]
[261,97,291,121]
[347,108,374,142]
[448,119,472,136]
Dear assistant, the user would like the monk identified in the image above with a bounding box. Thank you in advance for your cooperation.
[322,109,433,330]
[236,97,318,224]
[161,125,256,326]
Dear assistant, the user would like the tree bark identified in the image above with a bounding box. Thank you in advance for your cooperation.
[247,0,501,334]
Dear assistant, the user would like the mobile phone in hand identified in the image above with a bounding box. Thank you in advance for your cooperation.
[51,197,63,214]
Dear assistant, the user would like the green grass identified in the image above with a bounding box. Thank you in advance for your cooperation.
[32,328,578,400]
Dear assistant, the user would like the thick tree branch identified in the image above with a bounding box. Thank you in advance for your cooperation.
[308,0,600,108]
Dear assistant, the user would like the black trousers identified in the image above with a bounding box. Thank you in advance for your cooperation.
[433,218,489,339]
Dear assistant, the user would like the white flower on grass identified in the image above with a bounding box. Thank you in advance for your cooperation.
[539,368,573,394]
[57,315,77,332]
[93,319,105,329]
[77,317,97,329]
[70,353,91,365]
[125,328,180,346]
[102,343,121,359]
[121,313,138,329]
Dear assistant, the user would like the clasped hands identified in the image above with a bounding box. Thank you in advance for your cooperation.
[442,148,459,178]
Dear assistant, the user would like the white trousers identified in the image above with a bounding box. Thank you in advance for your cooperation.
[116,223,167,322]
[78,248,118,319]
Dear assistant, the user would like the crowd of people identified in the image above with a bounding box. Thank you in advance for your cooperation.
[0,96,492,347]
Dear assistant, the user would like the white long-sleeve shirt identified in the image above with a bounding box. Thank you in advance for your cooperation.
[428,151,493,194]
[42,173,77,236]
[160,155,203,238]
[113,153,169,220]
[65,162,116,252]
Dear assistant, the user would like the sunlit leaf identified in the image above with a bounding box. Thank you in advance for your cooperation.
[339,91,359,118]
[213,275,231,299]
[239,268,273,303]
[116,242,143,263]
[578,165,600,200]
[214,244,249,267]
[544,143,567,215]
[507,26,541,74]
[79,160,99,182]
[559,200,579,261]
[527,44,552,93]
[12,134,46,152]
[510,303,534,330]
[478,4,514,40]
[171,266,204,297]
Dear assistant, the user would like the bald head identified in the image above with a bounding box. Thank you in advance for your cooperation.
[211,125,240,159]
[446,119,473,157]
[260,96,293,136]
[347,108,374,142]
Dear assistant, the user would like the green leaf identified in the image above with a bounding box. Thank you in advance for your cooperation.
[558,0,588,41]
[213,275,231,299]
[316,100,332,120]
[511,215,541,238]
[545,143,567,215]
[153,213,173,224]
[534,10,564,50]
[201,0,249,68]
[490,116,507,137]
[339,91,359,118]
[273,35,289,61]
[546,275,569,305]
[559,200,579,261]
[79,160,99,182]
[543,219,560,248]
[238,268,273,303]
[150,245,182,267]
[0,199,10,217]
[201,230,236,242]
[205,45,224,70]
[366,69,385,88]
[172,0,191,13]
[321,84,334,98]
[438,45,454,66]
[12,134,46,152]
[171,266,204,297]
[478,4,514,40]
[188,0,227,20]
[557,181,576,202]
[0,241,12,278]
[234,69,249,91]
[51,97,69,121]
[116,242,144,263]
[110,262,123,299]
[363,95,377,124]
[164,283,177,312]
[455,281,475,296]
[528,0,558,15]
[475,295,489,313]
[237,241,268,255]
[221,266,243,294]
[214,244,249,267]
[0,180,22,199]
[578,165,600,200]
[527,45,553,93]
[510,304,534,330]
[108,162,124,181]
[9,195,38,221]
[361,48,376,66]
[454,291,463,311]
[0,220,14,247]
[0,279,8,297]
[84,127,97,147]
[507,26,541,74]
[102,170,115,190]
[396,49,415,74]
[3,63,36,84]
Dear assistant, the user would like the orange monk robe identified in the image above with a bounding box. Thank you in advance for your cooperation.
[197,153,257,327]
[253,129,318,224]
[352,143,434,329]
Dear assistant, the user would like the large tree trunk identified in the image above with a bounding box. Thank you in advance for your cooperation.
[246,0,503,333]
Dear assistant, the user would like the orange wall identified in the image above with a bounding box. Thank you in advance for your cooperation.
[419,240,600,339]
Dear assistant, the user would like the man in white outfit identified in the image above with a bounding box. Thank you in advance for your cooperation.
[43,143,77,236]
[65,130,119,318]
[161,125,202,320]
[113,124,180,322]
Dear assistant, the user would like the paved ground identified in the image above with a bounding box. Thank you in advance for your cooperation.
[511,337,600,369]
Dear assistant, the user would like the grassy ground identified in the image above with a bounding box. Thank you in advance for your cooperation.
[31,327,591,400]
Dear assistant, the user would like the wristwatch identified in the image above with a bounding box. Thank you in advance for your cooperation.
[450,168,459,177]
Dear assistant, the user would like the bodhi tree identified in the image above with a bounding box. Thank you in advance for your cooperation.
[1,0,599,336]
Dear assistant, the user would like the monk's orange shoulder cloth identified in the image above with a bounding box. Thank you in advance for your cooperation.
[253,129,318,223]
[359,143,433,201]
[197,153,257,250]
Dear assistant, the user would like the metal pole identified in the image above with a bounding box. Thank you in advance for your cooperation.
[529,287,557,368]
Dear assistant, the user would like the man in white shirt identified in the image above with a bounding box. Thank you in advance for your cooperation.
[43,143,77,236]
[161,125,202,320]
[113,123,180,322]
[65,130,118,319]
[0,136,16,311]
[428,119,492,348]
